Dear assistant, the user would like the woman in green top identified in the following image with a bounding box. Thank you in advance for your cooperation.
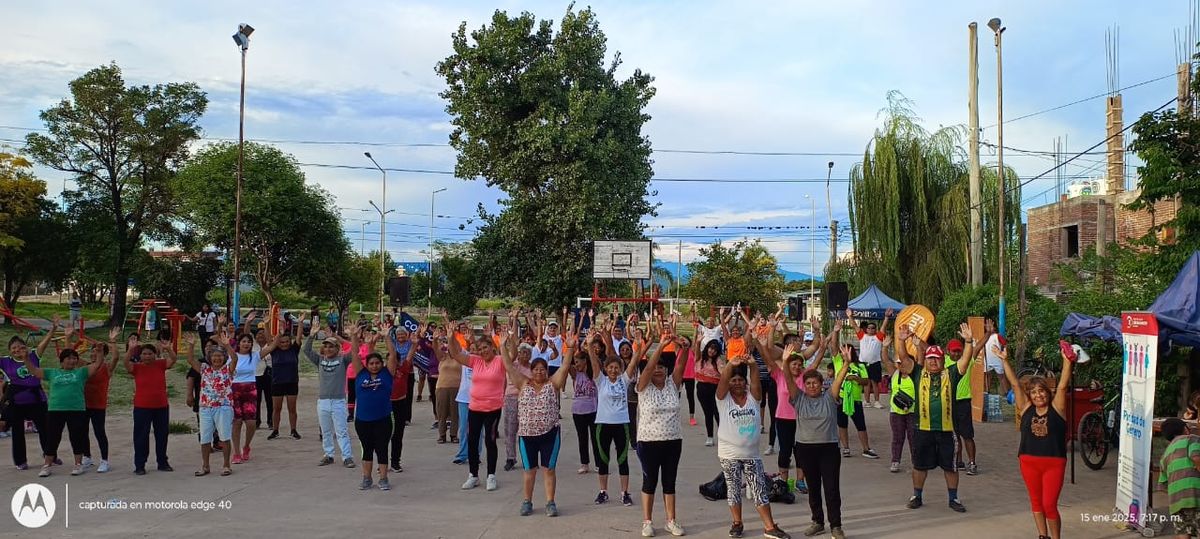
[26,323,118,477]
[830,327,877,459]
[882,333,915,472]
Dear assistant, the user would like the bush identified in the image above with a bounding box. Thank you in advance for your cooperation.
[168,421,195,435]
[934,284,1063,370]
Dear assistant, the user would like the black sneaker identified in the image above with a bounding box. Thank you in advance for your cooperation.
[291,430,302,440]
[621,491,634,506]
[134,468,146,476]
[906,496,923,509]
[157,464,174,472]
[503,459,516,471]
[390,463,403,473]
[318,456,334,466]
[267,430,280,440]
[764,526,791,539]
[594,491,609,505]
[728,522,744,537]
[949,498,966,513]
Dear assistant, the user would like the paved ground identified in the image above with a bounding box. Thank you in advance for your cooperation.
[0,377,1150,538]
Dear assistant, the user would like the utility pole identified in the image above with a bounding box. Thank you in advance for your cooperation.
[968,22,984,286]
[676,240,682,303]
[989,17,1007,335]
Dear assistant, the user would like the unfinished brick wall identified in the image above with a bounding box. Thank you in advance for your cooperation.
[1113,191,1180,246]
[1026,196,1104,293]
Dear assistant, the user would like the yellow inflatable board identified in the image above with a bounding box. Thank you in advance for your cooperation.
[896,304,935,358]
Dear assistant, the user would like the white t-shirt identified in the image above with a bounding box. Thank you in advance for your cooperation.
[858,331,885,365]
[699,325,724,350]
[717,393,761,460]
[544,335,564,368]
[233,351,261,384]
[612,337,630,354]
[596,372,635,424]
[984,334,1004,373]
[637,378,683,441]
[196,312,217,332]
[456,366,474,404]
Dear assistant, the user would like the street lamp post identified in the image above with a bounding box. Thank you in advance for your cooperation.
[364,152,390,316]
[989,17,1007,335]
[231,23,254,325]
[429,188,447,313]
[804,194,815,307]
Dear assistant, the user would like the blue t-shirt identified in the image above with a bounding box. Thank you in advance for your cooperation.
[269,347,300,384]
[354,369,393,422]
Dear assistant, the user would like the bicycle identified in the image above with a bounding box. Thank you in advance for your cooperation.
[1077,384,1121,470]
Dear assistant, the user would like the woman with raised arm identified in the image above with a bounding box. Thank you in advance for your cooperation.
[761,318,825,491]
[589,318,639,508]
[635,331,689,537]
[222,331,261,464]
[780,341,852,539]
[386,325,418,473]
[448,321,507,492]
[882,321,916,474]
[996,340,1073,539]
[80,326,121,473]
[303,321,356,468]
[692,324,725,448]
[501,309,533,472]
[260,315,304,441]
[570,336,599,475]
[351,324,399,490]
[499,322,573,517]
[124,330,178,475]
[1,315,57,470]
[24,319,111,478]
[716,347,790,539]
[181,331,238,477]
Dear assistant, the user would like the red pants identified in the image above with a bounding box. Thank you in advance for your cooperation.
[1019,454,1066,520]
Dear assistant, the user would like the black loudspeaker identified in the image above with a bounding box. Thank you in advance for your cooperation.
[388,276,411,305]
[787,296,805,321]
[825,281,849,312]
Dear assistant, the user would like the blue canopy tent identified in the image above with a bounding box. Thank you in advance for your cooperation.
[842,284,907,319]
[1059,312,1123,344]
[1148,251,1200,348]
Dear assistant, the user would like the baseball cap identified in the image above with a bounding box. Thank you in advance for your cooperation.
[924,345,944,359]
[947,339,964,354]
[322,336,340,346]
[803,331,815,342]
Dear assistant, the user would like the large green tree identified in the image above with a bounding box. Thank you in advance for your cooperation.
[838,92,1021,307]
[0,198,76,313]
[25,63,207,325]
[0,152,44,249]
[684,240,785,315]
[436,7,657,308]
[130,253,223,315]
[306,250,383,318]
[175,142,347,306]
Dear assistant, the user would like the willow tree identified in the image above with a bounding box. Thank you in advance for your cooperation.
[842,92,1020,308]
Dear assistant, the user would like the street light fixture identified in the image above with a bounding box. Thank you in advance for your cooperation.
[230,22,253,325]
[430,188,447,313]
[989,17,1008,335]
[364,153,390,316]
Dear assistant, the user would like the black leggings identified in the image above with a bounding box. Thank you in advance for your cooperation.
[45,410,89,459]
[255,372,273,425]
[427,375,438,413]
[774,417,803,469]
[390,399,410,466]
[5,401,47,466]
[797,442,842,527]
[354,418,392,463]
[683,379,696,415]
[697,381,720,437]
[594,422,630,476]
[762,377,778,446]
[346,378,357,413]
[400,377,415,425]
[84,408,109,460]
[637,438,683,495]
[467,409,502,476]
[836,401,867,432]
[573,412,597,465]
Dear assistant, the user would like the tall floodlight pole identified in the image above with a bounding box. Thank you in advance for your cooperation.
[967,22,984,286]
[804,194,815,302]
[989,17,1007,335]
[231,23,254,325]
[430,188,446,312]
[365,153,390,316]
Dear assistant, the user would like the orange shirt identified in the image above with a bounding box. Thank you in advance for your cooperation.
[726,338,747,359]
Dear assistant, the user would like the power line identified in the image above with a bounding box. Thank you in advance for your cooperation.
[980,72,1177,129]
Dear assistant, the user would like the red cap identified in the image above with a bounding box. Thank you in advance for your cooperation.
[947,339,964,354]
[924,345,944,359]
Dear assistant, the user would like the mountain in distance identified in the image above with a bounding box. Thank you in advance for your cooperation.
[651,259,821,287]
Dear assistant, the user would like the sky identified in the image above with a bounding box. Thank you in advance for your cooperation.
[0,1,1193,278]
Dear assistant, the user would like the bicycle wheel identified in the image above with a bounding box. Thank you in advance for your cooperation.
[1078,410,1109,470]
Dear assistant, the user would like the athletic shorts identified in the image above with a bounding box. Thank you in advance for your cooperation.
[952,399,974,439]
[199,406,233,445]
[866,361,883,382]
[231,382,258,420]
[912,430,956,472]
[271,382,299,397]
[985,358,1004,374]
[519,426,561,470]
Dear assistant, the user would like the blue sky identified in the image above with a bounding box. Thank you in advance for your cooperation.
[0,1,1191,277]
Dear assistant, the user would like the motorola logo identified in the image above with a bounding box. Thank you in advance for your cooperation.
[11,483,56,528]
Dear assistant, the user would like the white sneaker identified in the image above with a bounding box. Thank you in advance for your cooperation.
[874,401,884,409]
[704,438,714,447]
[70,464,84,476]
[889,461,901,473]
[665,519,686,536]
[81,456,94,469]
[486,474,498,491]
[641,520,655,537]
[764,446,774,455]
[97,460,110,473]
[462,475,480,489]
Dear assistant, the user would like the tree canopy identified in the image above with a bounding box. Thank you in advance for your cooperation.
[436,7,657,308]
[684,240,785,315]
[25,63,207,325]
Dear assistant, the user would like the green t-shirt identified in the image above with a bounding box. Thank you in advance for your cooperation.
[890,369,916,415]
[1159,435,1200,514]
[832,354,868,404]
[44,367,89,412]
[945,354,974,400]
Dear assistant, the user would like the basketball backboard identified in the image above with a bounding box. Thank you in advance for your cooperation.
[593,240,652,279]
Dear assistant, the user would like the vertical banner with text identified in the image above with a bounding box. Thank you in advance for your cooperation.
[1115,312,1158,529]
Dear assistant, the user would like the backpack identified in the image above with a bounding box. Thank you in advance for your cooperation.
[698,472,727,501]
[768,478,795,504]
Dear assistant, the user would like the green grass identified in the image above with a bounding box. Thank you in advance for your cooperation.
[10,301,110,324]
[167,421,195,435]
